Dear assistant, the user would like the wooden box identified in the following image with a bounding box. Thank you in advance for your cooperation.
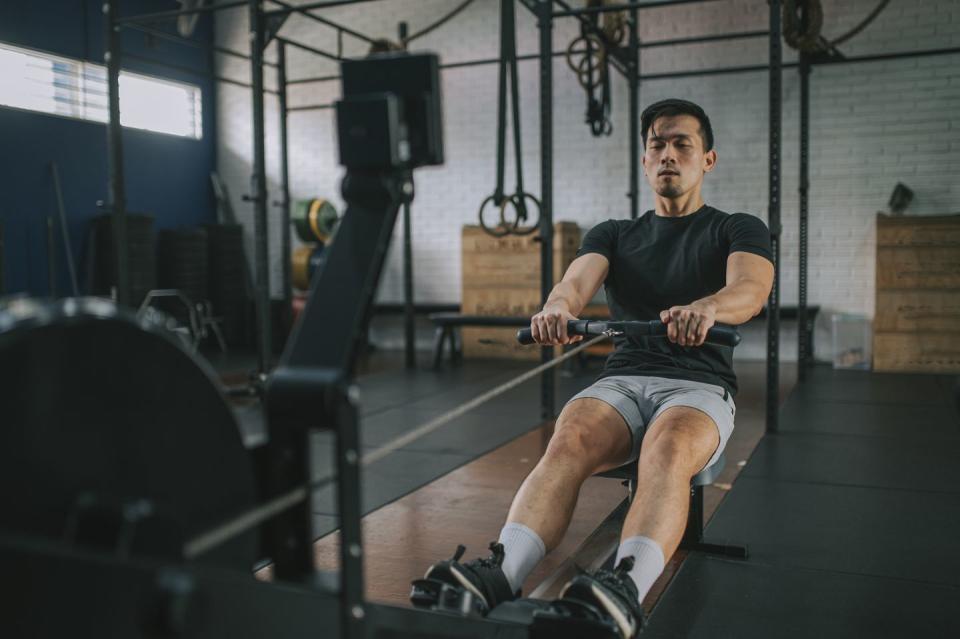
[873,334,960,373]
[874,291,960,333]
[461,223,581,361]
[874,214,960,373]
[461,223,581,290]
[875,247,960,289]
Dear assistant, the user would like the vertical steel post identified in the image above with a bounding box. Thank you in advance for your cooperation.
[250,0,272,375]
[538,0,555,420]
[47,217,56,298]
[335,391,365,639]
[0,220,5,294]
[402,202,415,369]
[399,22,416,370]
[766,0,783,433]
[104,0,130,307]
[798,52,810,381]
[278,41,293,332]
[628,0,640,220]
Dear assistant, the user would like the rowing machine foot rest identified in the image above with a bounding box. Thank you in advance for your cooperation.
[410,578,486,618]
[485,597,551,625]
[529,598,622,639]
[488,598,620,638]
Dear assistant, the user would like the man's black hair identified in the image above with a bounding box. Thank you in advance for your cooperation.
[641,98,714,152]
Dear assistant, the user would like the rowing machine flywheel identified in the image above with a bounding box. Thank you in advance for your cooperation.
[0,297,258,569]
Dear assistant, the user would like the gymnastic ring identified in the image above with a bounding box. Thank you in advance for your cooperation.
[566,35,607,87]
[566,33,605,75]
[575,50,608,91]
[478,193,513,237]
[502,192,541,236]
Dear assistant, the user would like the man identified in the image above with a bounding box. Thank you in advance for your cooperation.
[416,99,774,638]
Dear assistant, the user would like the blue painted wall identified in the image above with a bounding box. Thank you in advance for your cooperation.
[0,0,218,296]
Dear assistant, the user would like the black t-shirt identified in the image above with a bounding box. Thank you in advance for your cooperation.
[578,205,773,395]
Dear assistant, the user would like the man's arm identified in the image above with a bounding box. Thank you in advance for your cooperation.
[660,251,774,346]
[530,253,609,345]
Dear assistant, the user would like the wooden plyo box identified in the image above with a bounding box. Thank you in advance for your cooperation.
[874,214,960,373]
[461,223,581,361]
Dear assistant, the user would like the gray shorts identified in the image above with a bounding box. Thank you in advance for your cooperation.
[567,375,736,471]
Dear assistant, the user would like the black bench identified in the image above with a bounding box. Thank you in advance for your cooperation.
[428,313,609,370]
[427,314,529,369]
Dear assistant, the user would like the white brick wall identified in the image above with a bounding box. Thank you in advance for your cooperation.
[215,0,960,359]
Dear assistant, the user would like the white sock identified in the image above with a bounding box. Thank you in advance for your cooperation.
[497,522,546,593]
[615,535,666,604]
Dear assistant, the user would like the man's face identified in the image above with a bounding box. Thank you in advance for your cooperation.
[641,114,717,199]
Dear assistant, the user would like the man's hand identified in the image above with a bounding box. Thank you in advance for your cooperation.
[660,301,717,347]
[530,305,583,345]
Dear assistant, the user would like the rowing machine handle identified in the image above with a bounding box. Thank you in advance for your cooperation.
[516,320,741,347]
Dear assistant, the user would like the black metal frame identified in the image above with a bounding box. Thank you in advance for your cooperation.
[767,0,782,432]
[798,50,811,382]
[277,41,293,333]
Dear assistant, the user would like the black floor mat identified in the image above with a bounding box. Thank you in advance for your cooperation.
[742,432,960,492]
[649,365,960,635]
[702,475,960,586]
[645,554,960,639]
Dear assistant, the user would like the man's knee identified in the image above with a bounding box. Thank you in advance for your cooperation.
[543,421,595,467]
[541,404,630,475]
[639,412,718,478]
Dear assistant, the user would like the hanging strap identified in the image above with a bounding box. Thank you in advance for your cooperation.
[480,0,541,237]
[494,0,523,203]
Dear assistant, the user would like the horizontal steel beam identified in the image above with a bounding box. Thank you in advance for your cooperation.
[268,0,377,45]
[278,36,341,62]
[125,23,278,67]
[283,44,960,87]
[639,44,960,80]
[641,30,769,49]
[265,0,387,18]
[286,103,334,112]
[115,0,248,25]
[552,0,722,19]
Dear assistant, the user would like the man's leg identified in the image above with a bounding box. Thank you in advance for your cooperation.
[415,396,633,609]
[616,406,719,603]
[498,397,633,591]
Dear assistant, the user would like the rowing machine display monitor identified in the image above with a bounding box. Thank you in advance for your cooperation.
[337,52,444,170]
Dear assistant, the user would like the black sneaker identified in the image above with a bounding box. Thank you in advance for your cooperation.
[558,557,645,638]
[413,542,518,612]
